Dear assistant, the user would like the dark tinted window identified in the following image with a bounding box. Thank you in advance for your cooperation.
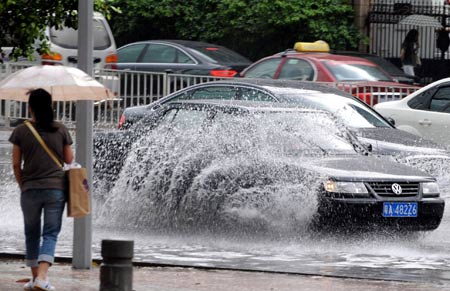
[141,44,194,64]
[50,19,112,50]
[430,87,450,113]
[190,87,237,100]
[278,59,314,81]
[244,58,282,78]
[408,88,435,110]
[118,44,146,62]
[142,44,175,63]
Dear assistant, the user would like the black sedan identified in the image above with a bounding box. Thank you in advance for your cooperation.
[116,40,252,77]
[95,100,444,231]
[117,79,448,158]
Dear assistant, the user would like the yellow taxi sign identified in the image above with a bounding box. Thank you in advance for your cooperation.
[294,40,330,53]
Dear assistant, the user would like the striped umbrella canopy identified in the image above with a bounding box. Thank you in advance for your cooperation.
[399,14,443,28]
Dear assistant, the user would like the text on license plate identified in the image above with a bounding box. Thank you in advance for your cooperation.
[383,202,418,217]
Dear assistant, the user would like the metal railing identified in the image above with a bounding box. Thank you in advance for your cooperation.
[0,63,421,129]
[321,82,419,106]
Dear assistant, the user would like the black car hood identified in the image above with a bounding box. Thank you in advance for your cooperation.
[353,128,449,156]
[304,155,433,182]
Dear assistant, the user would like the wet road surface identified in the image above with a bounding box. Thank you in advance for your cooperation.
[1,258,450,291]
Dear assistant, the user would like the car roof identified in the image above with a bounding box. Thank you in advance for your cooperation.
[400,77,450,101]
[119,39,233,50]
[176,78,355,97]
[158,40,224,48]
[282,52,381,65]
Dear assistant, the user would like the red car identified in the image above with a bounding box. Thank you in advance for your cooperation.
[240,41,419,105]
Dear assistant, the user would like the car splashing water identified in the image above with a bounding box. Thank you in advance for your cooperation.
[96,113,326,235]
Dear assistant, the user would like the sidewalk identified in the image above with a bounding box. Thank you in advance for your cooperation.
[1,258,449,291]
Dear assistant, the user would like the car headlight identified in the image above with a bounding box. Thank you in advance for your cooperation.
[324,180,368,194]
[422,182,440,198]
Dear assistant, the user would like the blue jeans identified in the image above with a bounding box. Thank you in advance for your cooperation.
[21,189,66,267]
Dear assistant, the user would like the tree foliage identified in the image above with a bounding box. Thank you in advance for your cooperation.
[0,0,114,60]
[109,0,365,60]
[1,0,364,61]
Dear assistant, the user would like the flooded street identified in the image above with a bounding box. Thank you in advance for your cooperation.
[1,129,450,288]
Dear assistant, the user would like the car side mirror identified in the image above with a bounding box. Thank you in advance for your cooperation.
[387,117,395,126]
[364,143,373,153]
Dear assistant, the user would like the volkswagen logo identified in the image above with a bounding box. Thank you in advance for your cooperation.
[391,183,403,195]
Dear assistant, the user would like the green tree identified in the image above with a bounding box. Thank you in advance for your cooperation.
[0,0,115,60]
[109,0,364,60]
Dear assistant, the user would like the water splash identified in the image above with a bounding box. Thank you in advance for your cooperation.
[96,113,326,234]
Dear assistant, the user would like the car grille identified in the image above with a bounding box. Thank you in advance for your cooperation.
[366,182,419,197]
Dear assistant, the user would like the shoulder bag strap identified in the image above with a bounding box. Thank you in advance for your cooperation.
[24,120,63,168]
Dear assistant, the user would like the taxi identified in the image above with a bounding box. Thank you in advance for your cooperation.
[240,41,419,105]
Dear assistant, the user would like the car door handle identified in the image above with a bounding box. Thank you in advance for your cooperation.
[418,119,432,126]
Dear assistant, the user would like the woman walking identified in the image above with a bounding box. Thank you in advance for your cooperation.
[400,28,420,77]
[9,88,74,291]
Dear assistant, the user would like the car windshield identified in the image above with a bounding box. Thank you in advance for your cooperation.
[232,111,362,156]
[322,60,393,82]
[162,107,362,156]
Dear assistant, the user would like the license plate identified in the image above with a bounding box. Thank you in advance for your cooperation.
[382,202,418,217]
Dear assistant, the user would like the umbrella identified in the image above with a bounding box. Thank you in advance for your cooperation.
[0,65,113,102]
[398,14,443,28]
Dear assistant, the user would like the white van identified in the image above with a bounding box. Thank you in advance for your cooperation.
[38,12,117,70]
[2,12,117,70]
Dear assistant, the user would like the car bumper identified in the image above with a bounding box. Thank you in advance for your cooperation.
[317,198,445,231]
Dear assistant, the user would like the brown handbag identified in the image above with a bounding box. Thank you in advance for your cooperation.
[24,120,91,218]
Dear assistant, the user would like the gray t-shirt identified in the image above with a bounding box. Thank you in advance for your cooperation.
[9,121,73,192]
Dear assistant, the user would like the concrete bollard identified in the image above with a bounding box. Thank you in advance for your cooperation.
[100,239,134,291]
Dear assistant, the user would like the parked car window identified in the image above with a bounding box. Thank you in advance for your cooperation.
[239,88,276,102]
[406,86,450,113]
[430,87,450,113]
[177,50,195,64]
[142,44,177,63]
[243,58,282,78]
[118,43,146,62]
[278,59,314,81]
[139,44,194,64]
[50,18,111,50]
[407,88,434,110]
